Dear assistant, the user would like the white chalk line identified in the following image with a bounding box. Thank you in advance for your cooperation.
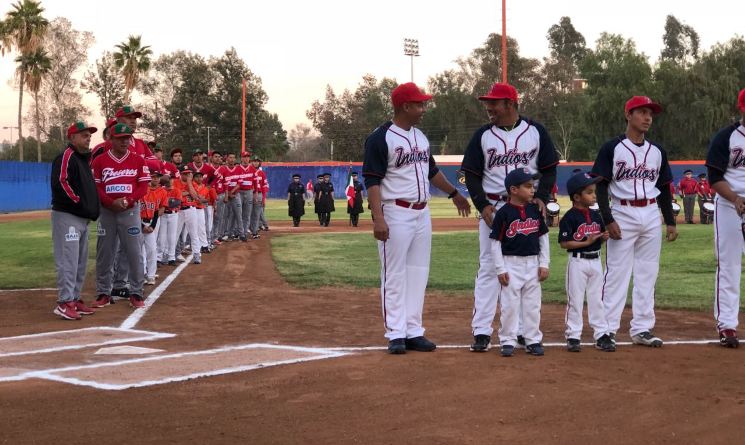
[119,254,192,330]
[325,339,720,351]
[0,327,175,358]
[8,343,347,390]
[0,288,57,292]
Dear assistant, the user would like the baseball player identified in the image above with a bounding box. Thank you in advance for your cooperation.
[90,124,150,309]
[173,167,203,264]
[591,96,677,348]
[162,148,182,179]
[238,153,256,241]
[558,172,614,352]
[705,87,745,348]
[193,171,211,254]
[250,157,267,237]
[158,175,181,266]
[288,173,306,227]
[362,82,471,354]
[461,83,559,353]
[50,121,100,320]
[216,153,244,240]
[489,168,550,357]
[257,160,270,232]
[209,151,226,245]
[678,169,698,224]
[140,169,167,285]
[188,149,216,185]
[347,172,365,227]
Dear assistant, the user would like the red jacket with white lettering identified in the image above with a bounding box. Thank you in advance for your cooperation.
[91,149,151,209]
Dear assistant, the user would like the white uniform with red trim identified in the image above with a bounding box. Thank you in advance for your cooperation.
[591,136,673,336]
[362,121,440,341]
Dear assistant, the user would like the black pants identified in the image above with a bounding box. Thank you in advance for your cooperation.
[683,195,696,223]
[292,216,301,227]
[349,213,360,226]
[319,213,331,226]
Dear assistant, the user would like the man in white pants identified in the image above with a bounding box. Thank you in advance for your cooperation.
[174,167,202,264]
[158,176,179,266]
[140,170,166,284]
[460,83,559,352]
[362,82,471,354]
[705,87,745,348]
[591,96,678,348]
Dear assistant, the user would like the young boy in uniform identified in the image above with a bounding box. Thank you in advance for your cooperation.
[558,172,614,352]
[193,171,211,255]
[490,168,550,357]
[141,170,167,285]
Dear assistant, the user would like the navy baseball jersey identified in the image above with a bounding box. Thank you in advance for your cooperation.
[489,202,549,256]
[460,117,559,196]
[706,122,745,195]
[362,121,439,202]
[558,207,606,253]
[591,135,673,200]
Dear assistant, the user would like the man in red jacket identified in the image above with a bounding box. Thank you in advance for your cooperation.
[90,124,151,309]
[697,172,714,224]
[678,169,699,223]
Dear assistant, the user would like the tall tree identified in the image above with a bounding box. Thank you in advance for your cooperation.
[16,47,51,161]
[83,51,126,120]
[113,34,152,102]
[660,15,699,66]
[3,0,49,161]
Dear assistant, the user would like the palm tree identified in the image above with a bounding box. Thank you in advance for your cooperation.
[16,48,51,162]
[113,35,152,102]
[3,0,49,162]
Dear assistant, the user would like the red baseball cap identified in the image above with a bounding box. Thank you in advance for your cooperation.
[391,82,432,108]
[738,87,745,113]
[479,83,519,103]
[67,121,98,139]
[625,96,662,114]
[115,105,143,119]
[109,123,134,138]
[105,117,117,129]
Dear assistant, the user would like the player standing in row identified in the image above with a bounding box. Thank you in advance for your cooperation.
[238,152,256,241]
[460,83,559,353]
[255,158,270,232]
[90,124,151,309]
[287,173,306,227]
[316,173,335,227]
[50,122,100,320]
[250,157,267,237]
[678,169,698,224]
[705,87,745,348]
[209,151,226,245]
[558,172,614,352]
[363,82,471,354]
[173,167,203,264]
[591,96,677,348]
[140,170,167,285]
[216,153,243,240]
[489,168,550,357]
[347,172,365,227]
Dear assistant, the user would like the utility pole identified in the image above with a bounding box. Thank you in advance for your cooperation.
[201,126,216,151]
[330,140,334,161]
[403,38,420,82]
[3,126,19,145]
[501,0,508,83]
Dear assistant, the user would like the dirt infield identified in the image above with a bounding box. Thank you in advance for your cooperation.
[1,222,743,444]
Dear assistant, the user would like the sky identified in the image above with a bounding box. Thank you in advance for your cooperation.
[1,0,743,145]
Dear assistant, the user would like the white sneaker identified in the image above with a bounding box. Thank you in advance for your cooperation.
[631,331,663,348]
[176,254,186,262]
[145,277,156,285]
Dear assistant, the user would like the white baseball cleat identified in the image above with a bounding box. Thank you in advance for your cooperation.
[631,331,663,347]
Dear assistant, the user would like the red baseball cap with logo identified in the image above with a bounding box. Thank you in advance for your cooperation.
[738,87,745,113]
[625,96,662,114]
[115,105,143,119]
[391,82,433,108]
[109,123,134,138]
[479,83,519,103]
[67,121,98,139]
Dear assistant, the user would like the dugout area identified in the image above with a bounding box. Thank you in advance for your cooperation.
[1,215,744,444]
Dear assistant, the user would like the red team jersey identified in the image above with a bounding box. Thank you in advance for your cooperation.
[216,165,243,194]
[188,162,216,185]
[91,150,151,208]
[238,164,256,191]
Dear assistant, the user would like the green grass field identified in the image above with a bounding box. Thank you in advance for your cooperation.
[272,224,731,311]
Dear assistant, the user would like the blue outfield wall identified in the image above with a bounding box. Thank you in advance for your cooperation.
[0,161,709,212]
[0,161,52,212]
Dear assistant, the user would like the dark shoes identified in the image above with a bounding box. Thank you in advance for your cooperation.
[405,336,436,352]
[517,335,526,348]
[595,334,616,352]
[470,334,491,352]
[526,343,544,356]
[500,345,514,357]
[566,338,581,352]
[388,338,406,354]
[720,329,739,348]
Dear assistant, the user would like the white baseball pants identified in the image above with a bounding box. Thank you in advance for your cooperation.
[378,203,432,341]
[177,207,199,254]
[195,207,208,250]
[713,196,745,331]
[497,255,543,347]
[603,202,662,336]
[158,212,178,262]
[565,256,609,340]
[142,221,160,279]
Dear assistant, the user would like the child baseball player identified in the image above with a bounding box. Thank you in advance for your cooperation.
[490,168,550,357]
[141,169,167,285]
[558,172,614,352]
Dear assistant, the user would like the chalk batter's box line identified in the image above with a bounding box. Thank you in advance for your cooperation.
[0,327,176,358]
[21,343,348,390]
[324,339,719,351]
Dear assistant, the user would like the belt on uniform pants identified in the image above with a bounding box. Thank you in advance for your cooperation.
[619,198,656,207]
[180,206,192,210]
[571,251,600,259]
[142,218,151,224]
[394,199,427,210]
[164,210,176,214]
[486,193,509,201]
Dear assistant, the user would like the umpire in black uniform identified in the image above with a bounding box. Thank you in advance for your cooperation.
[347,172,364,227]
[287,174,306,227]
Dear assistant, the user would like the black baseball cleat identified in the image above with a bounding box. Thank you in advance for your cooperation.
[388,338,406,354]
[595,334,616,352]
[609,332,616,345]
[500,345,514,357]
[111,288,130,301]
[405,336,436,352]
[470,334,491,352]
[516,335,526,348]
[566,338,581,352]
[526,343,545,356]
[719,329,739,348]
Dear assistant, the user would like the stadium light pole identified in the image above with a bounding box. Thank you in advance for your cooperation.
[403,38,419,82]
[501,0,508,83]
[201,126,216,151]
[3,126,19,144]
